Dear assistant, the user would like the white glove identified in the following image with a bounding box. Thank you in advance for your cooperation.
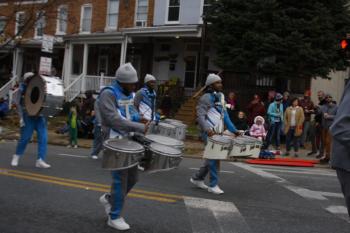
[20,118,25,128]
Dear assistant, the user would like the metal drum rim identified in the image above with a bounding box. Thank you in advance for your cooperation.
[103,139,145,153]
[149,143,182,157]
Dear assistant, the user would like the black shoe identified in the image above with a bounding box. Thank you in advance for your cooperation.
[320,158,330,164]
[316,154,323,159]
[307,151,317,156]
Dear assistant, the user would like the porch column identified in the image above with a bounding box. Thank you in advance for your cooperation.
[120,35,128,65]
[13,48,23,82]
[82,43,89,92]
[63,42,72,88]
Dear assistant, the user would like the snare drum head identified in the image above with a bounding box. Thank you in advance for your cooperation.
[210,135,232,144]
[145,134,184,147]
[158,122,176,129]
[24,75,46,116]
[104,138,144,153]
[150,143,182,156]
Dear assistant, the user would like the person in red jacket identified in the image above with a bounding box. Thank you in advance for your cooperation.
[247,94,266,126]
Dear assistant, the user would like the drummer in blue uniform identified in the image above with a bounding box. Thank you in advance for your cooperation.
[134,74,160,122]
[190,74,240,194]
[98,63,149,231]
[11,72,51,168]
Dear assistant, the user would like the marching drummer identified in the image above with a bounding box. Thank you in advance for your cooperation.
[98,63,149,231]
[134,74,160,122]
[11,72,51,168]
[190,74,240,194]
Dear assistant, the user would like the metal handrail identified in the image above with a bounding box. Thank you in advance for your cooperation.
[0,75,17,99]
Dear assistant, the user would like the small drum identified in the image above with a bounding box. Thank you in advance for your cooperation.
[156,122,177,139]
[163,119,183,124]
[164,120,188,141]
[24,75,64,117]
[146,143,183,172]
[203,135,232,160]
[144,134,184,150]
[229,138,248,157]
[102,138,145,170]
[241,135,263,158]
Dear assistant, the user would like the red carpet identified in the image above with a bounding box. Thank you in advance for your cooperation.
[273,157,319,164]
[246,158,315,167]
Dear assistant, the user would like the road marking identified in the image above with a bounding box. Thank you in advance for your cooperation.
[284,185,328,200]
[232,162,286,182]
[0,168,182,203]
[57,153,88,158]
[326,206,348,214]
[261,168,336,177]
[189,168,235,174]
[184,197,251,233]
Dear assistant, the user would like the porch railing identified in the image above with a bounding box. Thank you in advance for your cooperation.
[85,73,114,92]
[64,73,84,102]
[0,75,18,100]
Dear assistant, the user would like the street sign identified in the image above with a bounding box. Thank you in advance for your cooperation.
[41,35,54,53]
[39,56,52,75]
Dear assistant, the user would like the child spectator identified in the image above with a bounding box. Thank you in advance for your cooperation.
[250,116,267,141]
[67,104,79,148]
[234,111,249,132]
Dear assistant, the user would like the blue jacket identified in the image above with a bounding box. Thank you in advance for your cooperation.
[267,101,284,123]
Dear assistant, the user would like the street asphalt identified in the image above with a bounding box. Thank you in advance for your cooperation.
[0,141,349,233]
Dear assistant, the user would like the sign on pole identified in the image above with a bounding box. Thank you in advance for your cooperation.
[41,35,54,53]
[39,57,52,75]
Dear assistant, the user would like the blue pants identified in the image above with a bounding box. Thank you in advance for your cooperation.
[192,159,219,187]
[110,166,138,220]
[264,121,282,149]
[15,114,47,160]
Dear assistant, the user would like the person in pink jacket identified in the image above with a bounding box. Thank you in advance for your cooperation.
[250,116,267,141]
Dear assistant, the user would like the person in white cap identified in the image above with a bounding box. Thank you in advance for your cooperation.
[190,74,240,194]
[97,63,149,231]
[11,72,51,168]
[134,74,160,122]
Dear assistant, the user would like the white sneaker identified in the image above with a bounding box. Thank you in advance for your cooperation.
[99,193,111,215]
[208,185,224,195]
[35,159,51,168]
[137,165,145,171]
[107,217,130,231]
[91,155,98,160]
[74,145,78,149]
[11,154,20,166]
[67,145,72,148]
[190,178,208,190]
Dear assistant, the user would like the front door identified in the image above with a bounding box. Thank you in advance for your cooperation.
[98,55,108,75]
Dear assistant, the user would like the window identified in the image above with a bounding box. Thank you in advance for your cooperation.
[0,17,6,34]
[34,11,46,38]
[80,4,92,33]
[135,0,148,27]
[106,0,119,29]
[15,12,25,35]
[167,0,180,23]
[57,5,68,35]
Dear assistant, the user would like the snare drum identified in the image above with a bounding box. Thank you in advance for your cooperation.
[157,122,177,139]
[229,138,248,157]
[144,134,184,150]
[24,75,64,117]
[164,120,188,141]
[102,138,145,170]
[241,135,263,158]
[146,143,182,172]
[203,135,232,160]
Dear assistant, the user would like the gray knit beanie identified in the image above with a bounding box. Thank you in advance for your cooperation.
[144,74,156,83]
[205,73,222,86]
[115,63,138,83]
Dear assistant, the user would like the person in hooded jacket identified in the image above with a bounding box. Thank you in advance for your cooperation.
[250,116,267,141]
[330,81,350,217]
[11,72,51,168]
[98,63,149,231]
[190,74,239,195]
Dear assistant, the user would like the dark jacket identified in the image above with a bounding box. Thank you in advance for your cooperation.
[330,82,350,172]
[247,101,266,126]
[234,118,249,131]
[320,103,338,129]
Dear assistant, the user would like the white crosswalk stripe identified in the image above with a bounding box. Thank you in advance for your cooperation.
[184,197,251,233]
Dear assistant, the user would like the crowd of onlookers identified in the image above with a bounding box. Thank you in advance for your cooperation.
[226,90,338,164]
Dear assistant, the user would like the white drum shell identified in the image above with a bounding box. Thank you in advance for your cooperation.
[203,136,231,160]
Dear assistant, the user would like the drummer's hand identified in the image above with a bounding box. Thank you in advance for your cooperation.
[234,131,242,137]
[140,118,149,124]
[207,129,215,137]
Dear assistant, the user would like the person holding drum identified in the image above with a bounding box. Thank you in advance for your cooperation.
[134,74,160,122]
[98,63,149,231]
[190,74,240,195]
[11,72,51,168]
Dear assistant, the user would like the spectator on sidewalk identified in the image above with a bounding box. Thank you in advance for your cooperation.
[247,94,266,126]
[67,104,79,148]
[299,90,316,152]
[226,91,239,123]
[330,80,350,217]
[319,94,338,164]
[313,90,327,158]
[283,98,305,157]
[282,91,291,112]
[90,99,103,160]
[249,116,267,141]
[234,111,249,132]
[263,93,284,151]
[264,90,276,112]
